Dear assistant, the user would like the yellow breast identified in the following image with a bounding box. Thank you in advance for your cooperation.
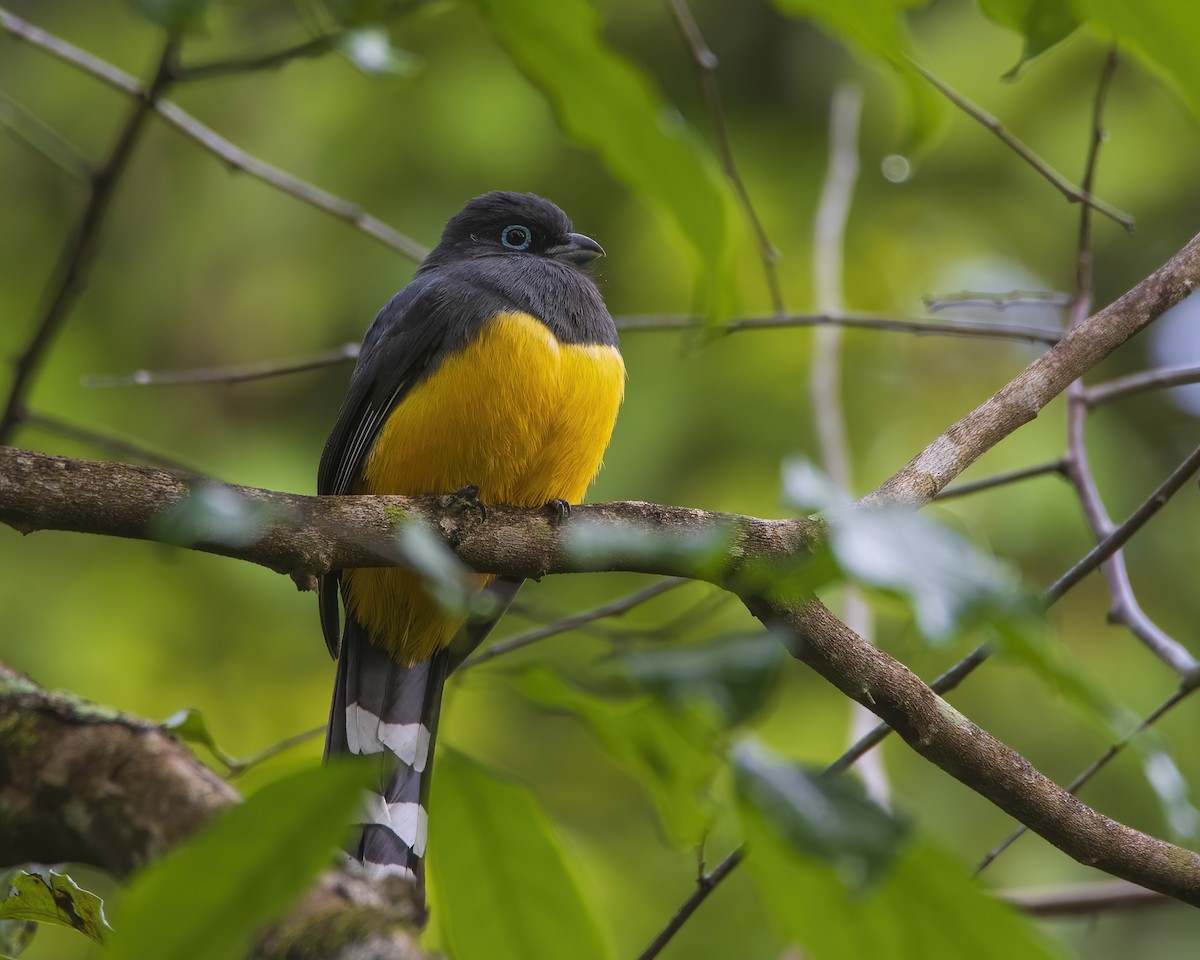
[344,310,625,663]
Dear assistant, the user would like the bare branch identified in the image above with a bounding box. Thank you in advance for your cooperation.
[0,34,178,444]
[1002,880,1170,917]
[22,411,205,473]
[634,848,744,960]
[666,0,784,314]
[84,343,362,388]
[977,684,1198,874]
[463,578,686,668]
[170,34,337,82]
[0,89,92,180]
[924,290,1072,312]
[911,60,1134,231]
[1086,363,1200,407]
[0,9,428,263]
[933,459,1069,501]
[865,230,1200,507]
[615,312,1061,343]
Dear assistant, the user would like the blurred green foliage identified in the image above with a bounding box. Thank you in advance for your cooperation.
[3,0,1200,957]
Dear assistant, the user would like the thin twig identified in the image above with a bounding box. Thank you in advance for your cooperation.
[226,725,325,778]
[912,59,1134,232]
[1086,364,1200,407]
[934,459,1069,500]
[665,0,783,315]
[634,848,744,960]
[0,89,92,180]
[614,312,1061,344]
[0,35,179,444]
[976,685,1196,874]
[21,412,204,474]
[924,290,1073,313]
[463,578,686,669]
[169,35,337,82]
[1002,880,1170,917]
[83,342,362,388]
[0,8,428,263]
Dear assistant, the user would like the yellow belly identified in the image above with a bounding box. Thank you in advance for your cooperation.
[343,311,625,663]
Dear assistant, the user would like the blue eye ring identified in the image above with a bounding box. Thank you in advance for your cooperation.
[501,224,532,250]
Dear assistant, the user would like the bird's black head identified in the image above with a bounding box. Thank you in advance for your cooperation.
[423,191,605,270]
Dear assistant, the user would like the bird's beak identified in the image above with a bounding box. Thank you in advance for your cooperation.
[547,232,605,264]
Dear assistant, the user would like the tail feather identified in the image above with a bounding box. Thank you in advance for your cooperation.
[324,577,523,897]
[326,617,450,892]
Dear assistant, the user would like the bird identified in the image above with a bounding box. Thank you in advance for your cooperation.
[318,191,625,904]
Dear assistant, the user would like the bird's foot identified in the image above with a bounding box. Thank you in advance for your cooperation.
[445,484,488,521]
[543,498,572,525]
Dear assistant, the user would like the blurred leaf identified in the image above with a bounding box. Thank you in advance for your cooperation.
[470,0,739,320]
[0,916,36,959]
[740,798,1065,960]
[602,632,788,727]
[1143,749,1200,840]
[428,747,608,960]
[154,485,278,549]
[978,0,1081,77]
[127,0,212,30]
[338,27,423,78]
[769,0,948,155]
[103,761,369,960]
[161,706,236,767]
[782,457,850,513]
[396,521,477,617]
[829,507,1028,642]
[733,739,908,889]
[518,667,717,845]
[0,870,109,944]
[566,519,731,580]
[1083,0,1200,124]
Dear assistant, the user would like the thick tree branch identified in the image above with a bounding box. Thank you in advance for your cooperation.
[0,663,430,959]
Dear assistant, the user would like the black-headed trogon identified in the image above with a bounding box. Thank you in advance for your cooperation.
[318,192,624,902]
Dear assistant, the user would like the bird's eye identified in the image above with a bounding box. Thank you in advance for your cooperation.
[500,224,532,250]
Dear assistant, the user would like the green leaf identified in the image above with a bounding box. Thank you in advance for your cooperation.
[769,0,948,156]
[127,0,212,30]
[518,667,717,845]
[978,0,1081,77]
[103,761,370,960]
[828,506,1028,643]
[161,706,237,768]
[742,824,1065,959]
[428,747,609,960]
[470,0,739,320]
[1143,748,1200,840]
[733,739,908,889]
[602,633,788,727]
[0,870,109,944]
[1082,0,1200,125]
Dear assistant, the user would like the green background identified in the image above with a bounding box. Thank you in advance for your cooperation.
[2,0,1200,957]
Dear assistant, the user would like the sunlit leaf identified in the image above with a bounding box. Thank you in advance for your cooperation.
[0,870,109,944]
[0,916,36,959]
[396,521,477,617]
[103,761,369,960]
[339,27,423,78]
[733,739,908,889]
[1143,749,1200,840]
[978,0,1081,77]
[782,457,849,513]
[428,748,608,960]
[769,0,948,156]
[470,0,739,320]
[518,667,717,845]
[829,507,1027,642]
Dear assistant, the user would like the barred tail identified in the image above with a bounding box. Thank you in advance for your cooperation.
[325,617,449,896]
